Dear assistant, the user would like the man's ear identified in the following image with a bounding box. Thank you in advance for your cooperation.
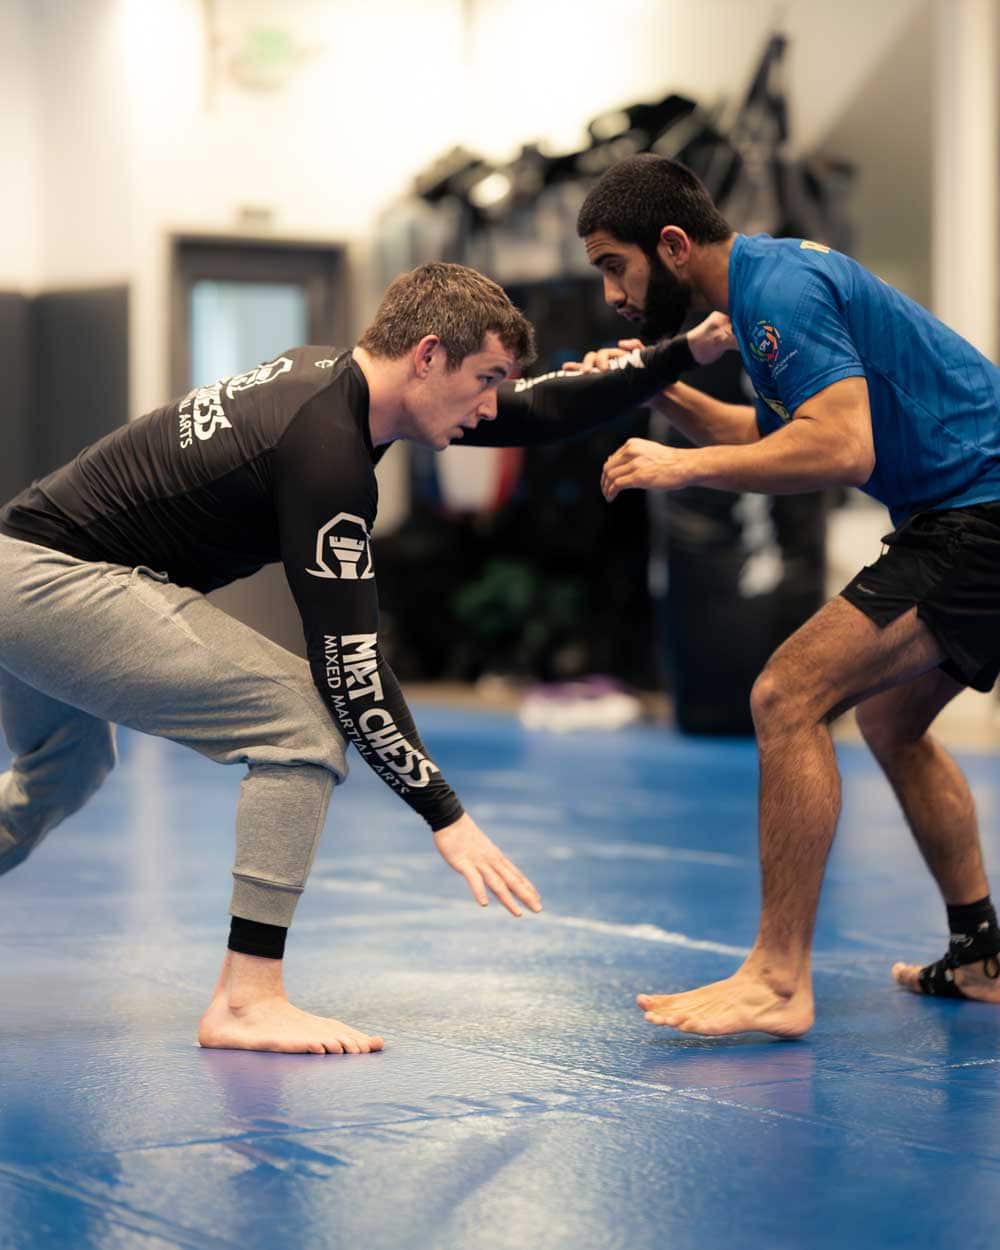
[657,225,692,269]
[412,335,442,378]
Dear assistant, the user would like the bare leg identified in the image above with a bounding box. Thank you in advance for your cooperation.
[855,674,1000,1001]
[857,672,986,902]
[198,952,385,1054]
[638,600,945,1037]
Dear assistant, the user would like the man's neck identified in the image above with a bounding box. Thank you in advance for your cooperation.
[351,347,407,446]
[691,234,736,314]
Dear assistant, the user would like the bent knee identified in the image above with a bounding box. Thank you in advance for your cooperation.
[750,665,792,727]
[241,698,348,781]
[750,663,821,735]
[33,722,117,816]
[1,722,115,852]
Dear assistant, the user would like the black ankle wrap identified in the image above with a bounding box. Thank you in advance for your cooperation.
[917,919,1000,998]
[228,915,288,960]
[947,895,998,938]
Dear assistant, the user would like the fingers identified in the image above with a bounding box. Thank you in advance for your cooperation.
[601,446,634,500]
[601,438,668,500]
[602,469,637,501]
[436,818,542,917]
[565,347,637,374]
[617,338,645,350]
[499,859,543,913]
[461,857,542,916]
[561,350,602,373]
[602,460,646,501]
[462,866,490,908]
[481,865,522,917]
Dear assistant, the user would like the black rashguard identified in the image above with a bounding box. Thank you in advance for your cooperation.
[0,337,695,829]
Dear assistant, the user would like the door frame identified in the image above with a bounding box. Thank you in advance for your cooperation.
[169,234,350,395]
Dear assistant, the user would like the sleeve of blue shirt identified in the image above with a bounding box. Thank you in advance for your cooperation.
[754,397,782,439]
[753,262,867,434]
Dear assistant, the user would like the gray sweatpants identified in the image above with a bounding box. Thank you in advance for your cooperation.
[0,532,348,928]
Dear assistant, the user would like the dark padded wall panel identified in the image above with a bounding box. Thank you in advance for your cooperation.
[32,286,129,477]
[0,293,33,501]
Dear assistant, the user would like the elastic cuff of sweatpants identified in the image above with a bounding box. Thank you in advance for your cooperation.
[230,874,304,929]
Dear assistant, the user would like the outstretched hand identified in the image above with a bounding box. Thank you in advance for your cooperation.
[433,813,542,917]
[563,338,644,374]
[562,312,736,374]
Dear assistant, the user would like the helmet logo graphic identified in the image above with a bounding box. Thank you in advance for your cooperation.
[306,512,375,580]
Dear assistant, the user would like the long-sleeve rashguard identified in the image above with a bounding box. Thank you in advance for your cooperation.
[0,336,694,828]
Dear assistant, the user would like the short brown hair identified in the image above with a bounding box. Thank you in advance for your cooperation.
[358,262,536,370]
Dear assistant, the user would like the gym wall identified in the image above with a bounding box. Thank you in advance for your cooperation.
[0,287,129,502]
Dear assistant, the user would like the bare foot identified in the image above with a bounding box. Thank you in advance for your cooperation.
[892,958,1000,1003]
[198,949,384,1055]
[198,995,385,1054]
[636,972,814,1038]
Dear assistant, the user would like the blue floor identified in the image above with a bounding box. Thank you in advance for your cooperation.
[3,707,1000,1250]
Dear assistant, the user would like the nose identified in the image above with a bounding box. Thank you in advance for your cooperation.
[479,391,498,421]
[603,275,625,310]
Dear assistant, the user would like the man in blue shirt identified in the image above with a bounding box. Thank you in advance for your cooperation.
[576,153,1000,1038]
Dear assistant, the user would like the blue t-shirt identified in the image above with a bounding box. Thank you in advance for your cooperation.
[729,233,1000,526]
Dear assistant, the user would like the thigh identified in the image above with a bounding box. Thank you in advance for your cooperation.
[854,666,965,744]
[841,504,1000,693]
[763,596,946,721]
[0,665,113,759]
[0,541,345,775]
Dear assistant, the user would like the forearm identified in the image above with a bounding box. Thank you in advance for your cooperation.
[682,421,866,493]
[309,630,464,830]
[651,382,759,447]
[467,334,696,447]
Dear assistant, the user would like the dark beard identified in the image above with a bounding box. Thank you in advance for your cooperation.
[639,255,693,340]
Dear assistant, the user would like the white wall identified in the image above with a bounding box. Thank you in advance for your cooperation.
[463,0,925,160]
[932,0,1000,357]
[33,0,136,290]
[0,0,40,289]
[820,0,934,307]
[1,0,957,409]
[121,0,467,243]
[110,0,472,412]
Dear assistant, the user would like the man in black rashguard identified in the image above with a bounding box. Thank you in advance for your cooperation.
[0,262,727,1054]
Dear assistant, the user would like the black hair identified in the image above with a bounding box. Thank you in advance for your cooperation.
[577,154,731,252]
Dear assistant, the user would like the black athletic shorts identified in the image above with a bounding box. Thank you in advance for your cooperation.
[840,502,1000,692]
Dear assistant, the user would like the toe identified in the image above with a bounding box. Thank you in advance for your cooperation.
[369,1035,385,1051]
[892,961,922,991]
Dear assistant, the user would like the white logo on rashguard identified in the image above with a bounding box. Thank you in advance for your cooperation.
[306,513,375,580]
[224,356,293,398]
